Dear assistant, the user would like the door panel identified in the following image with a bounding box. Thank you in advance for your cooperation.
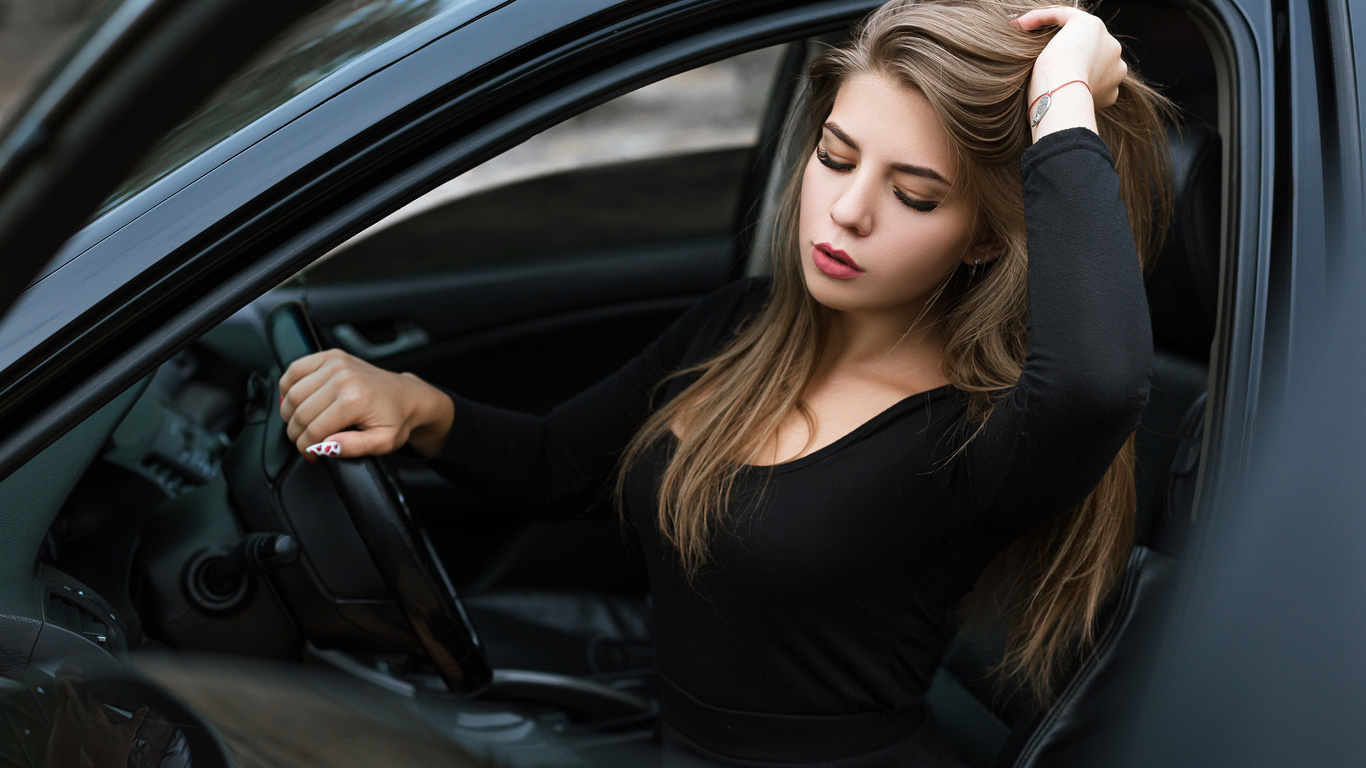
[304,236,731,406]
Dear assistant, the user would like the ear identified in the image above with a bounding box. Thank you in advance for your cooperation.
[962,234,1006,266]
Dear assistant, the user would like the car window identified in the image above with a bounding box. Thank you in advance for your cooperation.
[299,45,787,284]
[98,0,482,215]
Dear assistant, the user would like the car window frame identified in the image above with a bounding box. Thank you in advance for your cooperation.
[39,0,513,286]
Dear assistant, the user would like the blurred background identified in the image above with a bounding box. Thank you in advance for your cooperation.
[0,0,104,123]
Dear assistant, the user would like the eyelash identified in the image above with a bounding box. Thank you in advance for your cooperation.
[815,147,939,213]
[815,146,854,172]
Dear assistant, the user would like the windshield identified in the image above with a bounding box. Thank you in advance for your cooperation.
[97,0,478,215]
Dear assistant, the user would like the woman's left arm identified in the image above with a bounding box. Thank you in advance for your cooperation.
[939,9,1152,535]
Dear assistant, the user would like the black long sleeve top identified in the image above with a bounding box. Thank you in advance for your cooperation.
[428,128,1152,764]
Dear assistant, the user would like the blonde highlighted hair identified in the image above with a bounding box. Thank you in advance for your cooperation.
[615,0,1174,706]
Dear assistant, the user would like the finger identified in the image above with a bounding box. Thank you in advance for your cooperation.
[288,363,385,446]
[1013,6,1084,31]
[292,388,396,454]
[307,427,405,459]
[281,350,378,425]
[285,374,343,443]
[291,395,363,451]
[278,351,333,400]
[281,356,347,425]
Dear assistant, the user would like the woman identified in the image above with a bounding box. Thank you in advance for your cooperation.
[279,1,1173,764]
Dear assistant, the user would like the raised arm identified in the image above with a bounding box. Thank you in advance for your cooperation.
[938,8,1153,534]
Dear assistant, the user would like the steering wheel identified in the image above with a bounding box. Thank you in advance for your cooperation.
[257,301,491,694]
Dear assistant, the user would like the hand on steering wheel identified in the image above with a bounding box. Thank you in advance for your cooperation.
[260,302,491,694]
[279,349,454,459]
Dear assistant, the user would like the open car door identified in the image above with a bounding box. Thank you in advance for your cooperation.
[0,0,324,747]
[0,0,326,323]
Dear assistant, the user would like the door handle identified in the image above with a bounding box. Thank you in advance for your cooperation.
[332,322,430,360]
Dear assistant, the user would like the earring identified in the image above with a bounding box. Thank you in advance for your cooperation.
[969,257,982,278]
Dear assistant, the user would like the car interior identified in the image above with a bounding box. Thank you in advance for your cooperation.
[0,0,1225,765]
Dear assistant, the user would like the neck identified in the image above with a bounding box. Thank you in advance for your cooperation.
[821,301,946,374]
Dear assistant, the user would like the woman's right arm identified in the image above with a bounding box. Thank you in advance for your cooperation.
[278,278,766,504]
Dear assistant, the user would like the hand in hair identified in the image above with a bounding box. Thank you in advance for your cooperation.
[278,348,455,459]
[1014,6,1127,139]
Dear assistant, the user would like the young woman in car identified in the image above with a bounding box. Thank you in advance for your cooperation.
[278,1,1173,764]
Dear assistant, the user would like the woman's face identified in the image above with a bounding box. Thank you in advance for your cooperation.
[798,72,977,321]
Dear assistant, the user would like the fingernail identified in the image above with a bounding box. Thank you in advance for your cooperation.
[280,394,285,406]
[306,440,342,458]
[1007,12,1019,17]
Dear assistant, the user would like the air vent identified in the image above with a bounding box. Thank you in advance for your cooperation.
[46,593,110,646]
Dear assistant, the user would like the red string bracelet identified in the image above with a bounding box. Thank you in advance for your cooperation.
[1028,79,1092,128]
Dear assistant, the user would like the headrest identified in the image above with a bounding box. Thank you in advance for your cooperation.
[1145,124,1222,362]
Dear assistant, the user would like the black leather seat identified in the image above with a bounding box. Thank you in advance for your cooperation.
[926,123,1222,768]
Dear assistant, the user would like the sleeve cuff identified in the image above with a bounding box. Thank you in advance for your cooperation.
[1020,127,1114,180]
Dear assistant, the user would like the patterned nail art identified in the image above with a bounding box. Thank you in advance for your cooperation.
[306,441,342,458]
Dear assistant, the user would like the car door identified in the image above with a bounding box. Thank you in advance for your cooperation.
[0,0,884,697]
[0,0,846,607]
[265,44,803,593]
[0,0,337,762]
[0,0,327,322]
[0,3,893,764]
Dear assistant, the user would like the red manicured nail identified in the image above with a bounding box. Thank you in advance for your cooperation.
[305,440,342,458]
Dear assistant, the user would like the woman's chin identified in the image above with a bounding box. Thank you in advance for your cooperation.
[800,269,944,324]
[801,265,885,314]
[802,263,857,310]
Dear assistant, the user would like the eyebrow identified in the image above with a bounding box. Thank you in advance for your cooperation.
[823,122,952,186]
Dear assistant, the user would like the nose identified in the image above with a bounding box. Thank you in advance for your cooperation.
[828,172,874,237]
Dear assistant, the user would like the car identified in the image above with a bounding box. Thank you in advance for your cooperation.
[0,0,1362,765]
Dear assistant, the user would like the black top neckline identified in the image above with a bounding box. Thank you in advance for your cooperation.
[666,382,960,476]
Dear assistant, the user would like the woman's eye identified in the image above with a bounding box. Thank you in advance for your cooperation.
[815,147,854,172]
[894,188,939,213]
[817,147,939,212]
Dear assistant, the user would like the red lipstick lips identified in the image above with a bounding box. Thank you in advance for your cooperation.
[812,243,863,279]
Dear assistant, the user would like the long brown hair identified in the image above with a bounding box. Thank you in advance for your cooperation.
[615,0,1174,706]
